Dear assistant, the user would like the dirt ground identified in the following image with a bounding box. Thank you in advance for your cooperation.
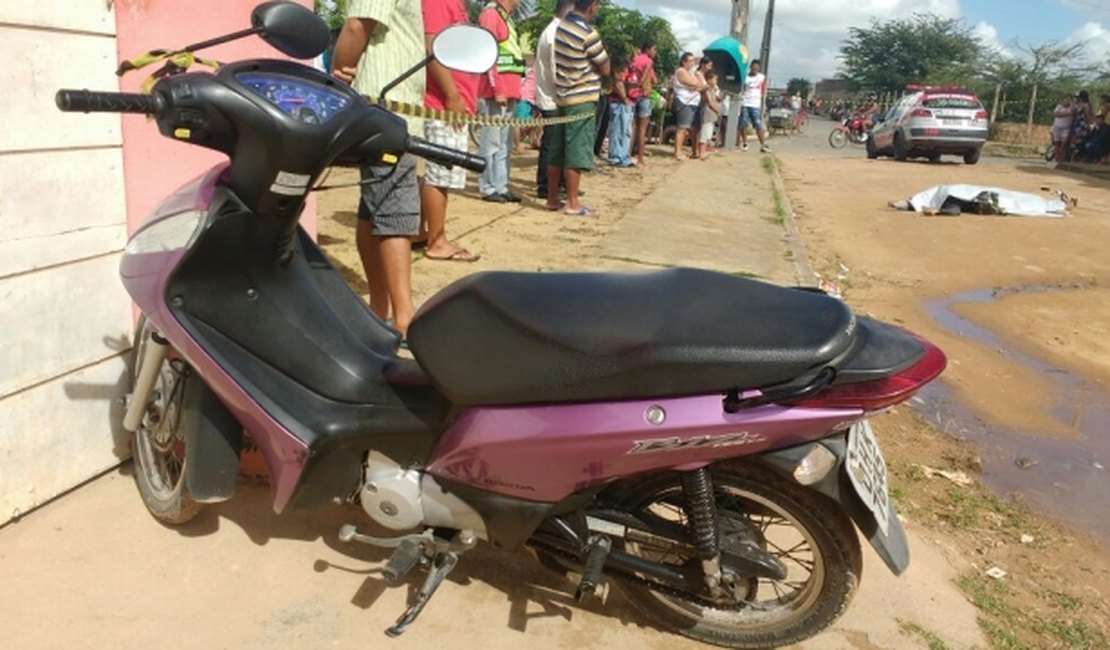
[776,148,1110,648]
[312,137,1110,648]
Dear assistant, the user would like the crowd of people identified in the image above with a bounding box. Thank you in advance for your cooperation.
[328,0,773,341]
[1052,90,1110,164]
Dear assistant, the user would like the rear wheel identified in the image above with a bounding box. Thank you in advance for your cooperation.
[129,316,200,525]
[963,149,981,165]
[615,463,863,649]
[828,128,848,149]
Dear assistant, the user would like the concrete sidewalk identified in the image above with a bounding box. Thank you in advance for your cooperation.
[601,152,806,286]
[0,148,983,650]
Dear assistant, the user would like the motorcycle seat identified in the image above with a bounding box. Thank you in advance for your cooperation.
[407,268,858,406]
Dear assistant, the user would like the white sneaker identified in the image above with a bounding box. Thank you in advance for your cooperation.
[760,144,771,153]
[741,143,749,151]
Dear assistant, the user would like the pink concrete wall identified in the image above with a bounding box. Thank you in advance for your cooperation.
[114,0,317,234]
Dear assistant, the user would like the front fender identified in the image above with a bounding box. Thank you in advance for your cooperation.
[755,437,910,576]
[181,372,243,503]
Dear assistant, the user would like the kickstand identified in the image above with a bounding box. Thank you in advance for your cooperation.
[385,551,459,637]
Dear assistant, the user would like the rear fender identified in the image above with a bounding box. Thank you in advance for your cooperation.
[181,372,243,503]
[755,438,909,575]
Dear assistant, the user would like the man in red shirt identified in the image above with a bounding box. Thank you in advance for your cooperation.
[477,0,525,203]
[420,0,481,262]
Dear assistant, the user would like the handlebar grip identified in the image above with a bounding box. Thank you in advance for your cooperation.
[406,136,486,173]
[55,89,161,115]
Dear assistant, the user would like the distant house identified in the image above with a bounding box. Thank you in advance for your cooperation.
[815,78,851,102]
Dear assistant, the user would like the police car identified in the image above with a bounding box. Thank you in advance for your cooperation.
[868,86,989,164]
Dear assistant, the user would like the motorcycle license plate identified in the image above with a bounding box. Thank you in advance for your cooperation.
[846,420,891,536]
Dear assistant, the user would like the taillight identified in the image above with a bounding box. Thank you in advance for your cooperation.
[974,111,988,120]
[910,108,933,118]
[790,337,947,411]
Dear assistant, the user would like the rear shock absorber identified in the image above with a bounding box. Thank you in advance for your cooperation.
[681,468,723,590]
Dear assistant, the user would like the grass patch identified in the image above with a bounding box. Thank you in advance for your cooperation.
[897,619,950,650]
[939,485,1040,536]
[760,156,788,226]
[958,572,1108,649]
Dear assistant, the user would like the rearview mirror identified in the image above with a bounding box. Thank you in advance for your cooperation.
[431,25,498,74]
[251,1,330,60]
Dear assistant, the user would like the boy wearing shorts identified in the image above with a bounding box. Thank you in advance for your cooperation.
[545,0,609,216]
[331,0,425,336]
[420,0,480,262]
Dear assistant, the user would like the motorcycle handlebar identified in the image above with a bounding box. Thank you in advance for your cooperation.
[406,136,486,173]
[55,89,162,115]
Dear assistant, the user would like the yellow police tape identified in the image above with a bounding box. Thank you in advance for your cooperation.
[121,48,592,127]
[375,97,592,128]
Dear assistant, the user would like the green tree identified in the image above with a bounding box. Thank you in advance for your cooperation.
[315,0,348,30]
[837,14,984,93]
[786,77,812,99]
[519,0,679,75]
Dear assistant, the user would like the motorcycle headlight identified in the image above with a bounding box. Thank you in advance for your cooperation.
[125,210,206,255]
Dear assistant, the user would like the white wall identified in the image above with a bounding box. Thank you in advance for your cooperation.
[0,5,133,525]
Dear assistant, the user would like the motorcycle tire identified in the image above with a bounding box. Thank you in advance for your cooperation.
[614,462,862,649]
[1044,143,1055,162]
[129,316,201,525]
[828,129,848,149]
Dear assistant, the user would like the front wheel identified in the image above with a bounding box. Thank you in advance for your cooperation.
[892,133,908,161]
[865,136,879,159]
[129,316,201,525]
[828,128,848,149]
[615,462,863,649]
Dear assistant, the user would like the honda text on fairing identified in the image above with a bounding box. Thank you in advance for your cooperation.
[55,3,946,647]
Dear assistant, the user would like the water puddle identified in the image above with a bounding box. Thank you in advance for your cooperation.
[922,285,1110,543]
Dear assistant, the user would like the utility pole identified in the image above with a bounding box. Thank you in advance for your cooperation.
[724,0,749,151]
[732,0,749,42]
[759,0,775,78]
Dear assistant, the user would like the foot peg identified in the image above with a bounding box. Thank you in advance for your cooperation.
[386,552,459,637]
[575,535,612,602]
[338,525,477,636]
[382,538,424,585]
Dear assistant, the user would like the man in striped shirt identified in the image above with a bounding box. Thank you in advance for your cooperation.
[544,0,609,216]
[332,0,425,337]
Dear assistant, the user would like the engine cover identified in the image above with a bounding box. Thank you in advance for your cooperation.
[360,452,423,530]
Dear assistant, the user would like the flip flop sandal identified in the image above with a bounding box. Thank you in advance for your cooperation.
[564,206,593,217]
[424,248,481,262]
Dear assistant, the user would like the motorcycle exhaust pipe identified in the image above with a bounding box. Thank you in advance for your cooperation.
[123,332,169,432]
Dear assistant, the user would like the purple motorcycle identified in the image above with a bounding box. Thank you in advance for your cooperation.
[57,3,946,647]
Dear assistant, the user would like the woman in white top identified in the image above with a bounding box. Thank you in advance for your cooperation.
[672,52,705,160]
[1052,95,1075,162]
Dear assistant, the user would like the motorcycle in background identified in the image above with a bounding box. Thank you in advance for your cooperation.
[55,3,947,647]
[829,115,870,148]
